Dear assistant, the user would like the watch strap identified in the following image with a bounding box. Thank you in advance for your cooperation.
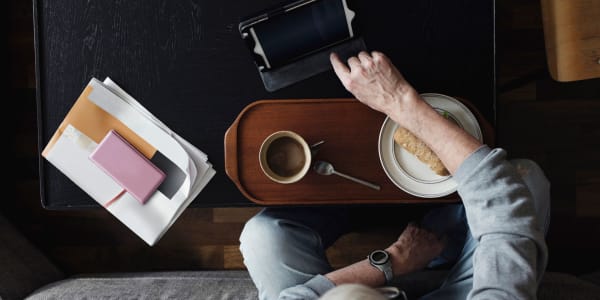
[381,263,393,284]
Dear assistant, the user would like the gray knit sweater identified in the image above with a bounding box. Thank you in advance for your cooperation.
[279,146,549,299]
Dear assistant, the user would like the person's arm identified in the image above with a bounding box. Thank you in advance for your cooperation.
[454,146,548,299]
[279,224,445,300]
[329,51,481,171]
[325,223,444,286]
[329,51,548,299]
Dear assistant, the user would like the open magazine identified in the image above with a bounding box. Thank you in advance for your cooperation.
[42,77,215,246]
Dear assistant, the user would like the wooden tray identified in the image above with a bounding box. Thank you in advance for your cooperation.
[224,98,494,205]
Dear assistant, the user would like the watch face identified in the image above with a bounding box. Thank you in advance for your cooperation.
[370,250,389,264]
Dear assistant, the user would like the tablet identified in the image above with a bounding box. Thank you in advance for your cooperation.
[240,0,356,70]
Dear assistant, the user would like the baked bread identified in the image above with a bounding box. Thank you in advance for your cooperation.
[393,127,449,176]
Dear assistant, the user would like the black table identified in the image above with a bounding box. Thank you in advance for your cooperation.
[35,0,495,209]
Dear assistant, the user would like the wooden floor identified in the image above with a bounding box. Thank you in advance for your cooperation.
[8,0,600,277]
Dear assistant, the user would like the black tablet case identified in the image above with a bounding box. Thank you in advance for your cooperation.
[239,0,366,92]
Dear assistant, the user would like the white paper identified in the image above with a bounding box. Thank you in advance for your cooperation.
[43,77,216,246]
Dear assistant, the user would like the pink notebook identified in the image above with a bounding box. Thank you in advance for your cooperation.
[89,130,165,204]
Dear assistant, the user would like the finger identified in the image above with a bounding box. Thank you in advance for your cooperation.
[347,56,361,70]
[357,51,372,65]
[405,222,420,234]
[407,221,418,228]
[371,51,388,63]
[330,52,350,83]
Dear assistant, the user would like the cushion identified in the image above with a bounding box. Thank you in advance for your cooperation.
[26,270,257,300]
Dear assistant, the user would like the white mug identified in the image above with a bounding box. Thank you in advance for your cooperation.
[259,130,311,184]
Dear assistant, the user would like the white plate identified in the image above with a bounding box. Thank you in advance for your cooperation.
[378,93,483,198]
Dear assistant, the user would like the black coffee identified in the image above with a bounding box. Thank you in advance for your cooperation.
[266,137,306,177]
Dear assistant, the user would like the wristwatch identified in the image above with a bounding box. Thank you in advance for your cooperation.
[368,249,394,284]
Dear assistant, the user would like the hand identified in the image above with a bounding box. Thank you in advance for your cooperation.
[385,222,446,276]
[330,51,421,123]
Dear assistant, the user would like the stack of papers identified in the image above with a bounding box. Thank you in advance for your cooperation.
[42,77,216,246]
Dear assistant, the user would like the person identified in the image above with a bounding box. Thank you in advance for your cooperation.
[239,51,550,300]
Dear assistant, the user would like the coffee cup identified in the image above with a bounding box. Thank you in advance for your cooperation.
[259,130,312,184]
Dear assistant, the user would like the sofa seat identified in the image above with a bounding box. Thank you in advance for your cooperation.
[26,270,258,300]
[25,269,600,300]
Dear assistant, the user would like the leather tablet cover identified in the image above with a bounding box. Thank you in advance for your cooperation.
[259,37,366,91]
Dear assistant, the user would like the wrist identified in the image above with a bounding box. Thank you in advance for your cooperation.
[385,244,409,276]
[387,88,425,129]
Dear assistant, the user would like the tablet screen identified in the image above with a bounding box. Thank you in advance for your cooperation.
[251,0,354,69]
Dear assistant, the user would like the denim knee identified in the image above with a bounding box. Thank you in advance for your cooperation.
[239,212,291,300]
[239,210,331,300]
[239,211,285,262]
[240,209,327,266]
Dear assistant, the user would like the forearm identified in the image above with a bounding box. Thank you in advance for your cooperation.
[386,94,482,174]
[325,230,437,287]
[325,259,385,287]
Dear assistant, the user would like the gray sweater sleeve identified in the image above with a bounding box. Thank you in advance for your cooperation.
[454,146,548,299]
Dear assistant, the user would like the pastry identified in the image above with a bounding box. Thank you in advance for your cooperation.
[393,127,450,176]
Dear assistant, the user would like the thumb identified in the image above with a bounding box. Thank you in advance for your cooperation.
[330,52,350,87]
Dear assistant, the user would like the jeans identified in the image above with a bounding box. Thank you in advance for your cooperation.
[239,159,551,300]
